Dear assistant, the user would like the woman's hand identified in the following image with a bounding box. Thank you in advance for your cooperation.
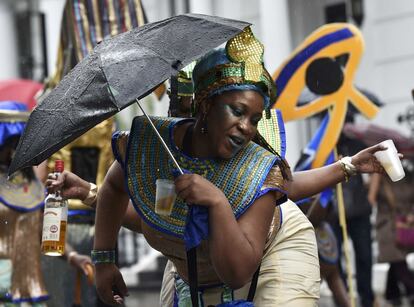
[174,174,227,207]
[95,263,128,305]
[351,143,388,174]
[68,252,94,284]
[45,170,90,200]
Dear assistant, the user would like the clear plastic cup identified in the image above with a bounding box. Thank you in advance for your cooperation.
[374,140,405,182]
[155,179,177,216]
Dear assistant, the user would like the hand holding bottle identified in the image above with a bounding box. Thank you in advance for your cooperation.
[41,160,68,256]
[45,170,91,201]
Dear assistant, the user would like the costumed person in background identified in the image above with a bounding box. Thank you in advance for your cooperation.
[368,159,414,306]
[299,195,351,307]
[88,28,388,307]
[37,1,148,306]
[0,101,90,307]
[0,101,48,306]
[168,64,196,118]
[294,134,351,307]
[330,130,376,307]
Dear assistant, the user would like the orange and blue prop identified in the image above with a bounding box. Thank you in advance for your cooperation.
[272,23,379,167]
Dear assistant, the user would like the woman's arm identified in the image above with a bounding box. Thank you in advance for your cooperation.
[122,201,142,233]
[288,162,345,201]
[175,174,277,289]
[94,161,130,250]
[288,143,385,201]
[45,170,142,232]
[209,192,276,288]
[93,161,130,305]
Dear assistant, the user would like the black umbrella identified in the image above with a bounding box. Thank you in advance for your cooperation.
[9,14,250,175]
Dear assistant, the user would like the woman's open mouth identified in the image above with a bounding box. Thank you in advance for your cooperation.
[228,135,245,149]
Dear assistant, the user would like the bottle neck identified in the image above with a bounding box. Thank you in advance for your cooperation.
[54,160,64,173]
[51,171,63,198]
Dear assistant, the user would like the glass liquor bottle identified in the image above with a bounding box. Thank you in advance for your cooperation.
[41,160,68,256]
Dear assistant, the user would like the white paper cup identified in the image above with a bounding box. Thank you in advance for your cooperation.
[155,179,177,216]
[374,140,405,182]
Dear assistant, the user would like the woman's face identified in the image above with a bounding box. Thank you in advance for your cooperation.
[204,90,264,159]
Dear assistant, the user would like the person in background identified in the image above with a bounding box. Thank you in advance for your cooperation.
[331,132,376,307]
[37,1,149,306]
[368,158,414,306]
[300,195,351,307]
[0,101,90,307]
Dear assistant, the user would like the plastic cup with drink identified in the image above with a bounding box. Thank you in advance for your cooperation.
[155,179,177,216]
[374,139,405,182]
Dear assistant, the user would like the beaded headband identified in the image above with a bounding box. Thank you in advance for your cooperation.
[193,27,276,112]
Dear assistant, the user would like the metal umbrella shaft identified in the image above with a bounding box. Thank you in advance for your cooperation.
[135,99,184,175]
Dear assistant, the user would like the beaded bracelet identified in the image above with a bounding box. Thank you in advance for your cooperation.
[338,156,357,182]
[91,250,116,265]
[82,183,98,207]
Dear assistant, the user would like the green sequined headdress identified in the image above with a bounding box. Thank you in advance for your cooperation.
[192,27,276,113]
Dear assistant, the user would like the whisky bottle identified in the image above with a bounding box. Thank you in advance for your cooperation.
[41,160,68,256]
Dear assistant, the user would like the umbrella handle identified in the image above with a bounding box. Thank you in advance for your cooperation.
[135,99,184,175]
[73,264,94,307]
[85,263,95,286]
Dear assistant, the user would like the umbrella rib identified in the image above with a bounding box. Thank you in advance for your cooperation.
[134,41,181,71]
[98,65,122,110]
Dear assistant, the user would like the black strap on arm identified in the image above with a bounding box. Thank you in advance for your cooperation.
[187,247,199,307]
[247,265,261,302]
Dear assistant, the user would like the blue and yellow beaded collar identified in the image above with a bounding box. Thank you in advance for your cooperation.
[117,116,280,239]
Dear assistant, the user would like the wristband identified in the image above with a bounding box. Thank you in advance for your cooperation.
[91,250,116,265]
[339,156,357,182]
[83,183,98,207]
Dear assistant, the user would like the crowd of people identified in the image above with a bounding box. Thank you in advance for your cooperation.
[1,12,414,307]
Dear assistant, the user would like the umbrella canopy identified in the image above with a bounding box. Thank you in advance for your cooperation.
[343,122,414,158]
[9,14,250,175]
[0,79,43,110]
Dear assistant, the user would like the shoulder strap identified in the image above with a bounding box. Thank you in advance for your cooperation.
[187,248,199,307]
[247,265,261,302]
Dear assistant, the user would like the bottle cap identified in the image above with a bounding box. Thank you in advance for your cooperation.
[55,160,64,173]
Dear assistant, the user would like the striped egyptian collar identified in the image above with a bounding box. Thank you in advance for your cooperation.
[124,116,278,238]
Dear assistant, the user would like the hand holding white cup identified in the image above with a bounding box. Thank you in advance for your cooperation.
[374,139,405,182]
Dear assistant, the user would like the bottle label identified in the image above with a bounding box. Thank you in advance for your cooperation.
[42,206,68,242]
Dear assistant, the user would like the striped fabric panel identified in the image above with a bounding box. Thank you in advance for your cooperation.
[54,0,146,79]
